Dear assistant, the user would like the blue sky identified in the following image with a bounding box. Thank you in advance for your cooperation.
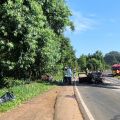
[64,0,120,58]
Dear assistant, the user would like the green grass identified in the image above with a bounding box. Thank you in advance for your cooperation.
[0,82,56,112]
[115,76,120,79]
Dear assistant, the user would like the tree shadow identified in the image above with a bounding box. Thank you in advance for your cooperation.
[75,81,120,90]
[37,80,64,86]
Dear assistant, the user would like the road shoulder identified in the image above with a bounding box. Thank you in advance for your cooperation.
[54,86,83,120]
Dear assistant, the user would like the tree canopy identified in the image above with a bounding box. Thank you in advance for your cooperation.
[0,0,77,85]
[78,51,106,72]
[104,51,120,65]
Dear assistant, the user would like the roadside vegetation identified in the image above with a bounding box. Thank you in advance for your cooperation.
[104,51,120,66]
[0,81,56,112]
[0,0,77,112]
[77,51,107,72]
[0,0,77,88]
[0,0,120,113]
[117,76,120,79]
[114,76,120,79]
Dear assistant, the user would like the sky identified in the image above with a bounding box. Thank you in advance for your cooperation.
[64,0,120,58]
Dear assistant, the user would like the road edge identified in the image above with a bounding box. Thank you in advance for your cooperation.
[74,84,95,120]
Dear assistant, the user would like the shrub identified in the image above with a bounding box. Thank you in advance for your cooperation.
[0,78,25,88]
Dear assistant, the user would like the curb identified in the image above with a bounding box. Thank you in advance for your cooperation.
[53,92,59,120]
[74,84,95,120]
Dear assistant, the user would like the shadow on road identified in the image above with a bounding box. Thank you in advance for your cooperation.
[75,81,120,90]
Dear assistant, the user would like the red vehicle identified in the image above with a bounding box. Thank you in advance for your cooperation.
[112,64,120,76]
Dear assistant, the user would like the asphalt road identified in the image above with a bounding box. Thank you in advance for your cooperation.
[77,77,120,120]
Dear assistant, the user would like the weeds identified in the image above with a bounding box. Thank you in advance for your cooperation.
[0,82,55,112]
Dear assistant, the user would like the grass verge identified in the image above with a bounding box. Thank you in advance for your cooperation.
[0,82,56,112]
[115,76,120,79]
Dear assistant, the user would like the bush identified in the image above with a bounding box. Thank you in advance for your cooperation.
[0,78,25,88]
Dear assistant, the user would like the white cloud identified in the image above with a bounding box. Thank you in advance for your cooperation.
[69,10,96,34]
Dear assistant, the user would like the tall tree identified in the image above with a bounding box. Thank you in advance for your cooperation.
[41,0,74,35]
[0,0,75,83]
[77,55,87,71]
[104,51,120,65]
[78,51,106,72]
[59,37,77,69]
[0,0,47,78]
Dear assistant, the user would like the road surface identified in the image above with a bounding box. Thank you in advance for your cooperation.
[77,77,120,120]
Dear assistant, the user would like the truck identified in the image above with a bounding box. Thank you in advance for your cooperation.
[79,72,103,84]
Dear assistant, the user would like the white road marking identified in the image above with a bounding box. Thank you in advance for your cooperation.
[75,86,95,120]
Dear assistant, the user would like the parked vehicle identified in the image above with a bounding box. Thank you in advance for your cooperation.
[79,72,103,84]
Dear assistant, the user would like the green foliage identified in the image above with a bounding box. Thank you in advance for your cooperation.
[41,0,74,35]
[0,0,44,71]
[53,71,63,81]
[0,77,25,88]
[0,82,55,112]
[60,37,77,69]
[104,51,120,65]
[0,0,75,87]
[77,55,87,71]
[87,58,99,71]
[37,28,61,74]
[78,51,106,72]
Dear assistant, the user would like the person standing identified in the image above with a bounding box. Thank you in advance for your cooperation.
[63,67,68,84]
[67,67,72,85]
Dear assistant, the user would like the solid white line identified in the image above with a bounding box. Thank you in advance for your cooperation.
[75,86,95,120]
